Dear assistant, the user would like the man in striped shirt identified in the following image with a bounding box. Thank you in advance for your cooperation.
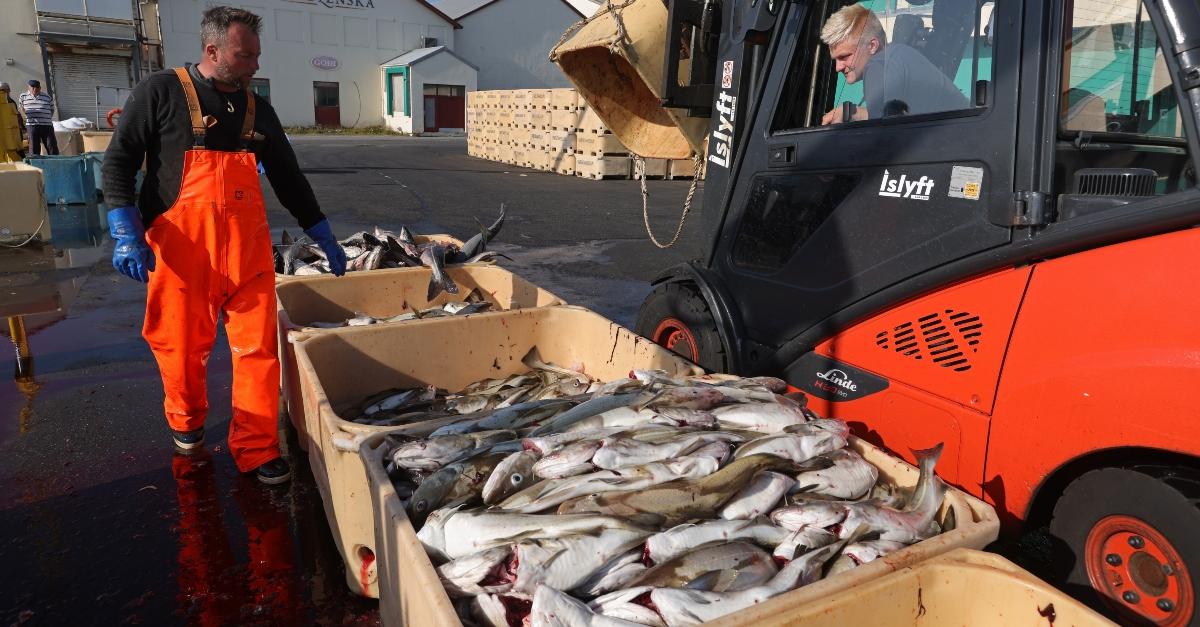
[19,79,58,155]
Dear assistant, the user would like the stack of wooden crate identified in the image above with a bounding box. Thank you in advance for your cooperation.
[467,88,702,181]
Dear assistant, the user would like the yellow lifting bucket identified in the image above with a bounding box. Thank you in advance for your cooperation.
[551,0,709,160]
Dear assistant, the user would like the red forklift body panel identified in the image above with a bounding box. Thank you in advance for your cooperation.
[985,228,1200,524]
[805,267,1030,491]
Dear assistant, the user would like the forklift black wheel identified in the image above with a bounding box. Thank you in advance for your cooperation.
[1048,467,1199,627]
[635,283,728,371]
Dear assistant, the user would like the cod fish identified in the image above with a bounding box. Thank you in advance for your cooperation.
[792,448,879,500]
[771,444,946,544]
[501,456,720,514]
[712,402,809,433]
[826,539,907,577]
[718,471,796,520]
[391,429,515,471]
[531,585,643,627]
[733,429,847,464]
[482,450,539,505]
[630,541,778,592]
[772,525,839,561]
[529,391,652,436]
[532,439,602,479]
[645,519,790,564]
[591,431,744,470]
[635,534,856,626]
[574,549,647,597]
[449,203,506,262]
[408,451,509,527]
[512,528,651,594]
[557,454,798,527]
[437,546,512,598]
[416,506,648,561]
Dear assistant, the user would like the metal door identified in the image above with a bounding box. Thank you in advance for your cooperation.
[50,52,133,122]
[313,81,340,127]
[423,96,437,131]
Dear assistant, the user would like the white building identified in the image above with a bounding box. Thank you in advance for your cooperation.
[1,0,162,129]
[158,0,476,131]
[434,0,596,91]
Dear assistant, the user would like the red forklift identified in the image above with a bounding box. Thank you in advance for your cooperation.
[555,0,1200,623]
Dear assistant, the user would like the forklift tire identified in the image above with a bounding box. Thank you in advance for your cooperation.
[636,282,728,372]
[1048,467,1199,627]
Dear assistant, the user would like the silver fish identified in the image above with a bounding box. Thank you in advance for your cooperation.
[792,448,879,500]
[712,401,810,433]
[645,519,790,564]
[718,471,796,520]
[512,528,650,594]
[826,539,907,577]
[772,525,839,562]
[437,546,512,598]
[529,392,651,436]
[416,506,649,561]
[482,450,539,505]
[573,549,647,597]
[591,432,743,470]
[532,439,601,479]
[391,430,515,471]
[531,585,643,627]
[732,430,847,464]
[630,541,778,592]
[500,456,719,514]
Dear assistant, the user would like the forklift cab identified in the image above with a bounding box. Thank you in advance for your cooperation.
[661,0,1197,376]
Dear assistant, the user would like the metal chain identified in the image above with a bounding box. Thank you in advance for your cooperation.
[639,153,703,249]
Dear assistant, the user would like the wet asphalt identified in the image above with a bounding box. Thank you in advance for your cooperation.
[0,135,707,626]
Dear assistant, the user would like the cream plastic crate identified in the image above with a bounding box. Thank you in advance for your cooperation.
[576,155,632,180]
[635,157,669,179]
[550,87,579,110]
[529,89,550,109]
[297,306,697,599]
[551,152,576,176]
[0,163,50,243]
[548,129,576,154]
[552,108,584,131]
[362,423,1000,626]
[529,110,550,129]
[669,157,703,180]
[576,132,627,156]
[727,549,1113,627]
[278,262,556,454]
[577,106,608,133]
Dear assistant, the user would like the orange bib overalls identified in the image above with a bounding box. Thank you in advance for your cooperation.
[143,68,279,472]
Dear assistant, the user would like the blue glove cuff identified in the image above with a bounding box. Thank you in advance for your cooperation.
[108,205,145,240]
[304,219,335,244]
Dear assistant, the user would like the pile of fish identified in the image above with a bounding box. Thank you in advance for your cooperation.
[274,206,506,299]
[371,353,950,626]
[301,288,493,330]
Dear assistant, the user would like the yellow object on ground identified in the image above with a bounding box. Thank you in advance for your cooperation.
[0,98,23,162]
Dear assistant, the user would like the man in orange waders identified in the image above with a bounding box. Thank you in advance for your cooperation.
[101,6,347,484]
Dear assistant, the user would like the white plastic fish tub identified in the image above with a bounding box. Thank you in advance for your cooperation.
[292,305,703,598]
[277,263,564,454]
[737,548,1113,626]
[360,431,1001,627]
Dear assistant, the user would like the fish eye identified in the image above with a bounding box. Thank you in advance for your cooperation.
[414,500,427,512]
[511,473,524,485]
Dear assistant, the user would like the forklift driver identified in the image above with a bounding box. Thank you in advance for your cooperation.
[820,3,967,124]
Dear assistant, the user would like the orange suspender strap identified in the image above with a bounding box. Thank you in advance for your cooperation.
[173,67,207,146]
[239,88,256,149]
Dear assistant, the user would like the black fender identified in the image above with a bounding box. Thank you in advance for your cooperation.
[647,262,748,374]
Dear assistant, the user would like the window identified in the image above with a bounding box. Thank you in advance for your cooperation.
[423,84,464,97]
[732,173,861,271]
[1060,0,1183,139]
[775,0,994,130]
[313,82,339,107]
[250,78,270,104]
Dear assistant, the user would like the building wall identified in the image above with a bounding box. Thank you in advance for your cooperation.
[0,3,50,100]
[454,0,578,90]
[382,52,477,133]
[158,0,456,127]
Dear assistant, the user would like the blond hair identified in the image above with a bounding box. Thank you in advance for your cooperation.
[821,4,885,47]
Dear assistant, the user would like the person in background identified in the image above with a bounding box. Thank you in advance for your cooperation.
[18,79,58,155]
[101,5,348,484]
[0,82,26,160]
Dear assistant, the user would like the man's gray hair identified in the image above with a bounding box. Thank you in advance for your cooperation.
[201,6,263,47]
[821,3,885,47]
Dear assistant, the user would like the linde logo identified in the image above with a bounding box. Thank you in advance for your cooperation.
[879,169,934,201]
[815,369,857,392]
[286,0,375,9]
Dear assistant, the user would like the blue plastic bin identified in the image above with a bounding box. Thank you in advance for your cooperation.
[24,155,98,205]
[82,151,143,201]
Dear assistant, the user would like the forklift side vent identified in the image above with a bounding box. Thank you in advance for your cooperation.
[1073,168,1156,197]
[874,309,982,372]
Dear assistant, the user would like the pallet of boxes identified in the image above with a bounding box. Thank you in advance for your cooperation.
[467,88,702,181]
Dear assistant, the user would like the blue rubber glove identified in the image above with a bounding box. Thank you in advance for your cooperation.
[304,219,347,276]
[108,205,156,283]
